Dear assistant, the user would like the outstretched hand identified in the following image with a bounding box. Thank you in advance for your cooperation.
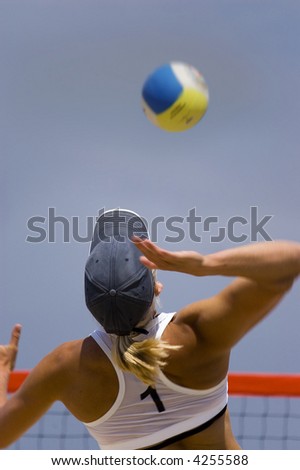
[0,324,22,372]
[132,236,206,276]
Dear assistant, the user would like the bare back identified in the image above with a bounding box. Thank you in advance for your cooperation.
[57,269,291,450]
[57,312,239,450]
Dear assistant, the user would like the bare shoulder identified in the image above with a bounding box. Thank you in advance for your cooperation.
[19,337,103,392]
[0,336,114,447]
[162,303,230,389]
[44,335,111,377]
[171,297,216,339]
[166,298,225,357]
[172,275,291,352]
[53,336,119,422]
[19,340,85,393]
[41,339,84,372]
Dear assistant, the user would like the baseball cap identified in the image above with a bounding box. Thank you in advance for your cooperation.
[84,209,154,335]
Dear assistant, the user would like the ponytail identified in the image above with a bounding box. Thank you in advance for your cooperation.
[112,333,180,387]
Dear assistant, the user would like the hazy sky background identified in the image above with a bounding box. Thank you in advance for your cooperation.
[1,0,300,447]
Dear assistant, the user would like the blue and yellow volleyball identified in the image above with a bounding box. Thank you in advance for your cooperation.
[142,62,209,132]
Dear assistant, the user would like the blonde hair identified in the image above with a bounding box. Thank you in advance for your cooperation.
[112,274,181,387]
[113,333,180,387]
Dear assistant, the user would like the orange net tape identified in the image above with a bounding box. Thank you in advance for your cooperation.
[9,370,300,396]
[228,372,300,397]
[8,371,29,393]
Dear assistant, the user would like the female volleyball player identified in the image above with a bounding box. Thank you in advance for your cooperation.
[0,209,299,449]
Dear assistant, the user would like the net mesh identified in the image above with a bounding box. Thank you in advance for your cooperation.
[8,371,300,450]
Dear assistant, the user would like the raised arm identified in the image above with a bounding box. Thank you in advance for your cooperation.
[133,237,300,287]
[0,326,67,449]
[134,238,300,349]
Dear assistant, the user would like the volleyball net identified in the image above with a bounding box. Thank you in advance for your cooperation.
[8,371,300,450]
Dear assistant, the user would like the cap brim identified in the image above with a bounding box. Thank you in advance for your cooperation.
[90,208,149,253]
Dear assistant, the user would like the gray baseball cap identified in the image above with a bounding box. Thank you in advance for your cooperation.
[85,209,154,335]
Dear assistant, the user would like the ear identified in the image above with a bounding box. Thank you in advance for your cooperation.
[154,281,164,296]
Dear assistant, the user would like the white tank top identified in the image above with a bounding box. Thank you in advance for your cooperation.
[83,312,228,450]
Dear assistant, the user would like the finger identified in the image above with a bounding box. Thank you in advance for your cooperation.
[133,237,162,258]
[9,325,22,371]
[133,237,177,271]
[132,236,154,250]
[10,324,22,349]
[139,256,158,270]
[131,235,144,243]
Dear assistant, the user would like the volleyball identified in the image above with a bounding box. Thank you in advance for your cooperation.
[142,62,209,132]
